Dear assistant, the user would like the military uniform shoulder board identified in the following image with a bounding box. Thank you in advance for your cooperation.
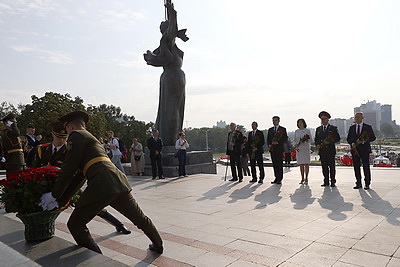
[66,141,73,151]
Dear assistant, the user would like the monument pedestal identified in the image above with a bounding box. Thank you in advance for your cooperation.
[143,147,216,177]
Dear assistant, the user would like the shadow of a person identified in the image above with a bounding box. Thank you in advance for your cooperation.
[318,187,353,221]
[254,185,283,209]
[290,185,315,210]
[359,189,400,226]
[197,181,237,201]
[227,183,261,204]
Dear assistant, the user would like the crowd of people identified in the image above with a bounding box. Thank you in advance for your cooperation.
[225,111,377,190]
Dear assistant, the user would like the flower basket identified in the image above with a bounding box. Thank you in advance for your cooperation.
[16,209,62,242]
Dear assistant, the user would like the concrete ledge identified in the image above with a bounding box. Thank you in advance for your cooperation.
[0,213,128,267]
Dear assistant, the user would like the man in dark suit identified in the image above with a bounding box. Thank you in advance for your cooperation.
[226,122,244,182]
[267,116,288,184]
[1,113,25,174]
[147,129,164,179]
[314,111,340,187]
[247,121,265,183]
[25,125,41,167]
[39,111,163,254]
[347,112,376,189]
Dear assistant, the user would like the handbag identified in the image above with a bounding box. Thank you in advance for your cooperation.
[174,150,180,158]
[134,155,141,161]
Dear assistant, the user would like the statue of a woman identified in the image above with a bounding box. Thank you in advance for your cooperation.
[144,0,188,146]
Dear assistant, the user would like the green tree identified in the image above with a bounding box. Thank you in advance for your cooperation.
[0,101,19,119]
[18,92,85,142]
[380,122,395,137]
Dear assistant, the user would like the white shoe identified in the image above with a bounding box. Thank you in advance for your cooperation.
[179,175,184,178]
[184,175,188,177]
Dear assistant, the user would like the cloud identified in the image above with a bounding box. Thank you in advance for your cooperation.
[0,0,58,17]
[11,45,74,64]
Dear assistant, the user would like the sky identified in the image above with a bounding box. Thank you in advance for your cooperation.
[1,0,399,132]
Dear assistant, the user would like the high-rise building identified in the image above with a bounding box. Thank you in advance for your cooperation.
[330,118,347,138]
[354,100,381,132]
[381,104,392,123]
[215,120,226,128]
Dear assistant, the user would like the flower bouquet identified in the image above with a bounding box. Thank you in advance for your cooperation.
[0,166,78,241]
[319,132,337,149]
[296,134,310,151]
[229,130,242,151]
[269,129,284,153]
[352,131,373,156]
[251,133,261,159]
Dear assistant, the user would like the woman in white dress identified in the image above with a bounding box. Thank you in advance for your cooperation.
[294,119,312,184]
[130,138,145,176]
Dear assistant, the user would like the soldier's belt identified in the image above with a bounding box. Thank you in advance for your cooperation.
[7,148,23,153]
[83,156,111,176]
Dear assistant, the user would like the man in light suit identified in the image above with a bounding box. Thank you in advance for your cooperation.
[347,112,376,189]
[247,121,265,183]
[267,116,288,184]
[314,111,340,187]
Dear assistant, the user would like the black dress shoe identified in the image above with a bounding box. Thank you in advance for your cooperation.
[238,179,243,182]
[152,177,156,180]
[276,182,282,184]
[116,225,131,234]
[149,243,163,254]
[229,178,238,181]
[364,186,370,190]
[321,184,329,187]
[353,185,362,189]
[258,180,263,184]
[271,181,277,184]
[330,184,336,187]
[159,176,165,179]
[249,179,257,183]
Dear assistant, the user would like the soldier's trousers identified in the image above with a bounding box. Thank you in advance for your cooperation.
[67,191,162,254]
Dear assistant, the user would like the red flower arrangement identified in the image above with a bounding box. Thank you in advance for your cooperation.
[299,134,311,144]
[269,129,285,153]
[352,131,373,156]
[320,132,337,149]
[229,129,242,150]
[0,167,76,214]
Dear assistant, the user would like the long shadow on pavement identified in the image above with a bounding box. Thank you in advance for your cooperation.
[360,189,400,226]
[254,184,283,209]
[318,187,353,221]
[290,184,316,210]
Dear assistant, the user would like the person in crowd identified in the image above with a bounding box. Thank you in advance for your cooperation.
[347,112,376,189]
[1,113,25,174]
[226,123,244,182]
[106,131,126,174]
[294,118,312,185]
[315,111,340,187]
[147,129,164,179]
[267,116,288,184]
[247,121,265,183]
[241,136,250,176]
[130,138,145,176]
[25,125,42,167]
[175,132,189,178]
[39,111,163,254]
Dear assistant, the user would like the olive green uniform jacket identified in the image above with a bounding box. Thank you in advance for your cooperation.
[1,123,25,174]
[52,130,131,207]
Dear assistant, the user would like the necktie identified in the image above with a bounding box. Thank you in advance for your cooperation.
[275,127,277,132]
[53,147,57,155]
[253,131,255,136]
[357,124,360,135]
[323,126,326,132]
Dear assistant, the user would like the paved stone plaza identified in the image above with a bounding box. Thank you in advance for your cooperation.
[1,165,400,266]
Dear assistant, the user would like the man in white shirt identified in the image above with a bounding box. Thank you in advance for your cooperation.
[107,131,126,174]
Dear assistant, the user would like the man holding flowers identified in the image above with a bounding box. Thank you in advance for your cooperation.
[267,116,288,184]
[247,121,265,183]
[315,111,340,187]
[346,112,376,190]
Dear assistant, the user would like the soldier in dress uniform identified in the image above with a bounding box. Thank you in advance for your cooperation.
[1,113,25,175]
[39,111,163,254]
[34,121,131,234]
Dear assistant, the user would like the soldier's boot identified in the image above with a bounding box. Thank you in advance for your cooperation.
[142,218,163,254]
[97,209,131,234]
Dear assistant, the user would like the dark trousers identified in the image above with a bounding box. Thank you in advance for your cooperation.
[271,149,284,182]
[178,149,187,176]
[229,152,243,180]
[67,192,162,254]
[352,151,371,186]
[241,156,250,176]
[250,152,264,180]
[150,154,163,178]
[320,153,336,185]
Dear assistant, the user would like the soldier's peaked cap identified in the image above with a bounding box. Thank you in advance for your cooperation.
[58,110,89,124]
[1,113,16,122]
[49,121,68,138]
[318,111,331,119]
